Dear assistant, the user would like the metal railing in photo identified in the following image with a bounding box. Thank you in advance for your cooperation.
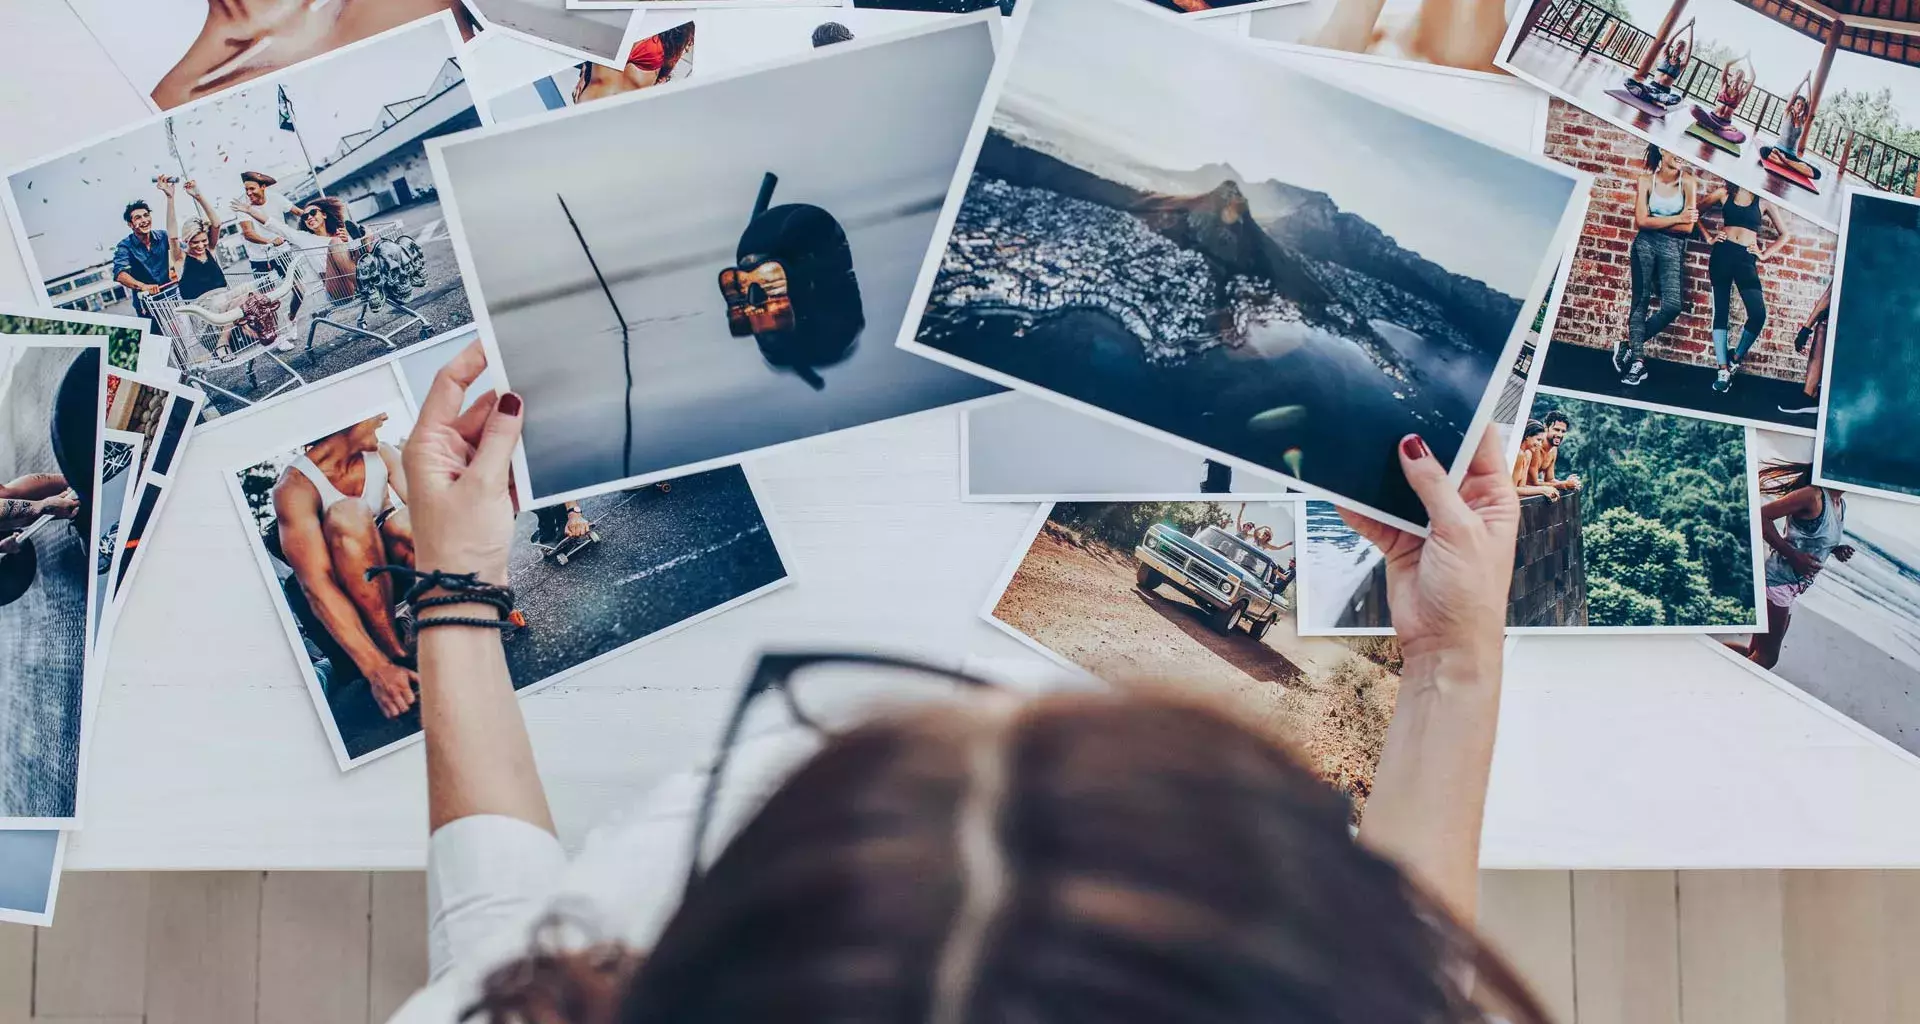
[269,221,438,359]
[1525,0,1920,196]
[145,277,309,409]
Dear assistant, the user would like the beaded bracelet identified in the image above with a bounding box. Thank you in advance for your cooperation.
[366,566,524,634]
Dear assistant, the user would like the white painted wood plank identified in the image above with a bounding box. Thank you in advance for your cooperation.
[29,1017,144,1024]
[31,873,150,1019]
[259,873,371,1024]
[0,925,30,1024]
[145,872,262,1024]
[1571,871,1680,1024]
[1885,871,1920,1023]
[368,873,429,1024]
[1476,871,1575,1024]
[1677,871,1786,1024]
[1782,870,1906,1024]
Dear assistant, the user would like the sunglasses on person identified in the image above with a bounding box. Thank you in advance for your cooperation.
[684,651,1001,893]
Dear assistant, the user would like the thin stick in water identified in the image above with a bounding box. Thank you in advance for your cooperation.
[558,193,634,479]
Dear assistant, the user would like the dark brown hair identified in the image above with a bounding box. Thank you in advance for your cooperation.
[465,693,1551,1024]
[1758,459,1816,497]
[305,196,349,237]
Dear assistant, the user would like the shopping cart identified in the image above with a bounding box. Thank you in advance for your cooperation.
[146,270,308,409]
[276,223,437,357]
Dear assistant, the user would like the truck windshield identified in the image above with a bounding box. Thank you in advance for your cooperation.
[1195,528,1274,577]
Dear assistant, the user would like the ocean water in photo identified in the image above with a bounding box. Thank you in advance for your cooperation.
[1303,500,1382,630]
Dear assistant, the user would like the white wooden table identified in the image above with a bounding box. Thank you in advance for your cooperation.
[7,2,1920,872]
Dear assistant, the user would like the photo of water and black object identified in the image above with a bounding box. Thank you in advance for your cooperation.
[435,19,1003,504]
[908,0,1584,528]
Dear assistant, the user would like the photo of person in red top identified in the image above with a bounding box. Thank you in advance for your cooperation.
[573,22,696,104]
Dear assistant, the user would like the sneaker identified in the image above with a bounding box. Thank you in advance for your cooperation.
[274,340,296,353]
[1712,367,1732,393]
[1612,341,1629,374]
[1621,359,1649,386]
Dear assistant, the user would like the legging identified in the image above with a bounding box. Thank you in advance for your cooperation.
[1709,240,1766,365]
[1626,230,1688,361]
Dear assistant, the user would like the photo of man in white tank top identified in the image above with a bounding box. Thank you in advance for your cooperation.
[269,413,417,721]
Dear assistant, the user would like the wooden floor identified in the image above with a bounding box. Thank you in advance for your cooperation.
[2,870,1917,1022]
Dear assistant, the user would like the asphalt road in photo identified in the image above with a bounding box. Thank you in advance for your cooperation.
[112,198,475,417]
[499,467,786,685]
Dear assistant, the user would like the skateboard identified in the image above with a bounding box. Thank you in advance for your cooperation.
[535,528,602,566]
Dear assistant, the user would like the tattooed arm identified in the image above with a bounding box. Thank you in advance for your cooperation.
[0,493,79,534]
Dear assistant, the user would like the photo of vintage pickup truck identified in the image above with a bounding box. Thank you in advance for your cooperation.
[1134,522,1291,639]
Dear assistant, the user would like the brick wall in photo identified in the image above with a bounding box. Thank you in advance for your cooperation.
[1544,101,1837,384]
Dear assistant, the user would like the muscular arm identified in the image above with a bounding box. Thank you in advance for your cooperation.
[274,477,397,679]
[379,443,410,506]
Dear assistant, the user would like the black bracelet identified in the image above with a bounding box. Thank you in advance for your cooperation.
[367,566,522,632]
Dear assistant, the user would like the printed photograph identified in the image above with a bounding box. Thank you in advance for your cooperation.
[667,9,960,77]
[93,432,143,636]
[1510,389,1762,630]
[1497,0,1920,231]
[0,830,63,927]
[850,0,1015,10]
[229,406,790,767]
[0,337,107,824]
[463,0,633,65]
[5,17,481,421]
[65,0,474,111]
[1816,190,1920,503]
[486,21,696,123]
[965,395,1294,500]
[984,500,1407,815]
[1715,431,1920,761]
[1536,102,1837,432]
[107,388,204,609]
[0,306,145,373]
[1296,499,1395,634]
[1143,0,1309,17]
[1248,0,1522,73]
[433,17,1003,505]
[904,0,1586,531]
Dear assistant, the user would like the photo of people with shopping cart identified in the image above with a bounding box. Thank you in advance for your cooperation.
[3,15,481,424]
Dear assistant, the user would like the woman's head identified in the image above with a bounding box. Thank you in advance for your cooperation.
[468,693,1545,1024]
[304,196,348,237]
[1758,459,1816,497]
[1787,94,1810,122]
[182,217,213,258]
[1645,143,1669,173]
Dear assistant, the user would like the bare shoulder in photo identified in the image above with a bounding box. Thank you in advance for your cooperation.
[5,16,483,425]
[1496,0,1920,232]
[1814,190,1920,504]
[901,0,1587,533]
[431,16,1006,507]
[1247,0,1524,72]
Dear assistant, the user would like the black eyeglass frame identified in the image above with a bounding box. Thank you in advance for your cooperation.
[683,651,1000,893]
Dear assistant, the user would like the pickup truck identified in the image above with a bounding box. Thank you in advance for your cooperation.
[1134,523,1290,639]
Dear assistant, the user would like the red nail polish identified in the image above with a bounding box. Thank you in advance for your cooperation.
[1400,435,1429,461]
[498,391,523,416]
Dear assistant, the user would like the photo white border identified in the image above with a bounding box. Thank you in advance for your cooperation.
[1700,636,1920,772]
[974,501,1104,679]
[429,11,1009,509]
[1246,36,1551,145]
[465,0,646,67]
[0,830,69,927]
[0,14,487,434]
[957,394,1298,503]
[0,304,149,361]
[0,334,110,828]
[1292,498,1394,637]
[105,381,207,623]
[891,0,1593,537]
[223,401,796,770]
[1812,187,1920,506]
[1490,0,1888,234]
[94,428,147,650]
[1504,387,1768,635]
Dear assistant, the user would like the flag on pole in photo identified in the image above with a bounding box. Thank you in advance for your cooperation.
[277,86,297,132]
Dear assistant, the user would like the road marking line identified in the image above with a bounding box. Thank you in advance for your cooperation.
[617,525,768,587]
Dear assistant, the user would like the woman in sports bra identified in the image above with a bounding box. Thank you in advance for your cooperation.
[1614,145,1698,386]
[1725,460,1853,668]
[1696,183,1788,394]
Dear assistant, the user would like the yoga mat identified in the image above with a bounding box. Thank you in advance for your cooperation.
[1606,87,1672,120]
[1685,122,1744,156]
[1759,152,1822,194]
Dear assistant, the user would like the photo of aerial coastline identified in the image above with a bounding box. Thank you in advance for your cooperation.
[909,0,1583,526]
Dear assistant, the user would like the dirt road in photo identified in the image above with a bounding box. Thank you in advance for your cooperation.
[993,524,1401,810]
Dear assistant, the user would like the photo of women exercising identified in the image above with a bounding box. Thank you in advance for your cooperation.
[1698,184,1788,394]
[1780,282,1829,416]
[1758,86,1823,183]
[1613,145,1698,387]
[1723,460,1851,668]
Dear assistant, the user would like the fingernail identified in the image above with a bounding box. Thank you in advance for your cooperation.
[498,391,522,416]
[1400,435,1430,461]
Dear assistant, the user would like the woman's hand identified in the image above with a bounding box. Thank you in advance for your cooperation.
[1784,547,1824,579]
[402,340,523,586]
[1340,429,1518,682]
[1834,544,1857,563]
